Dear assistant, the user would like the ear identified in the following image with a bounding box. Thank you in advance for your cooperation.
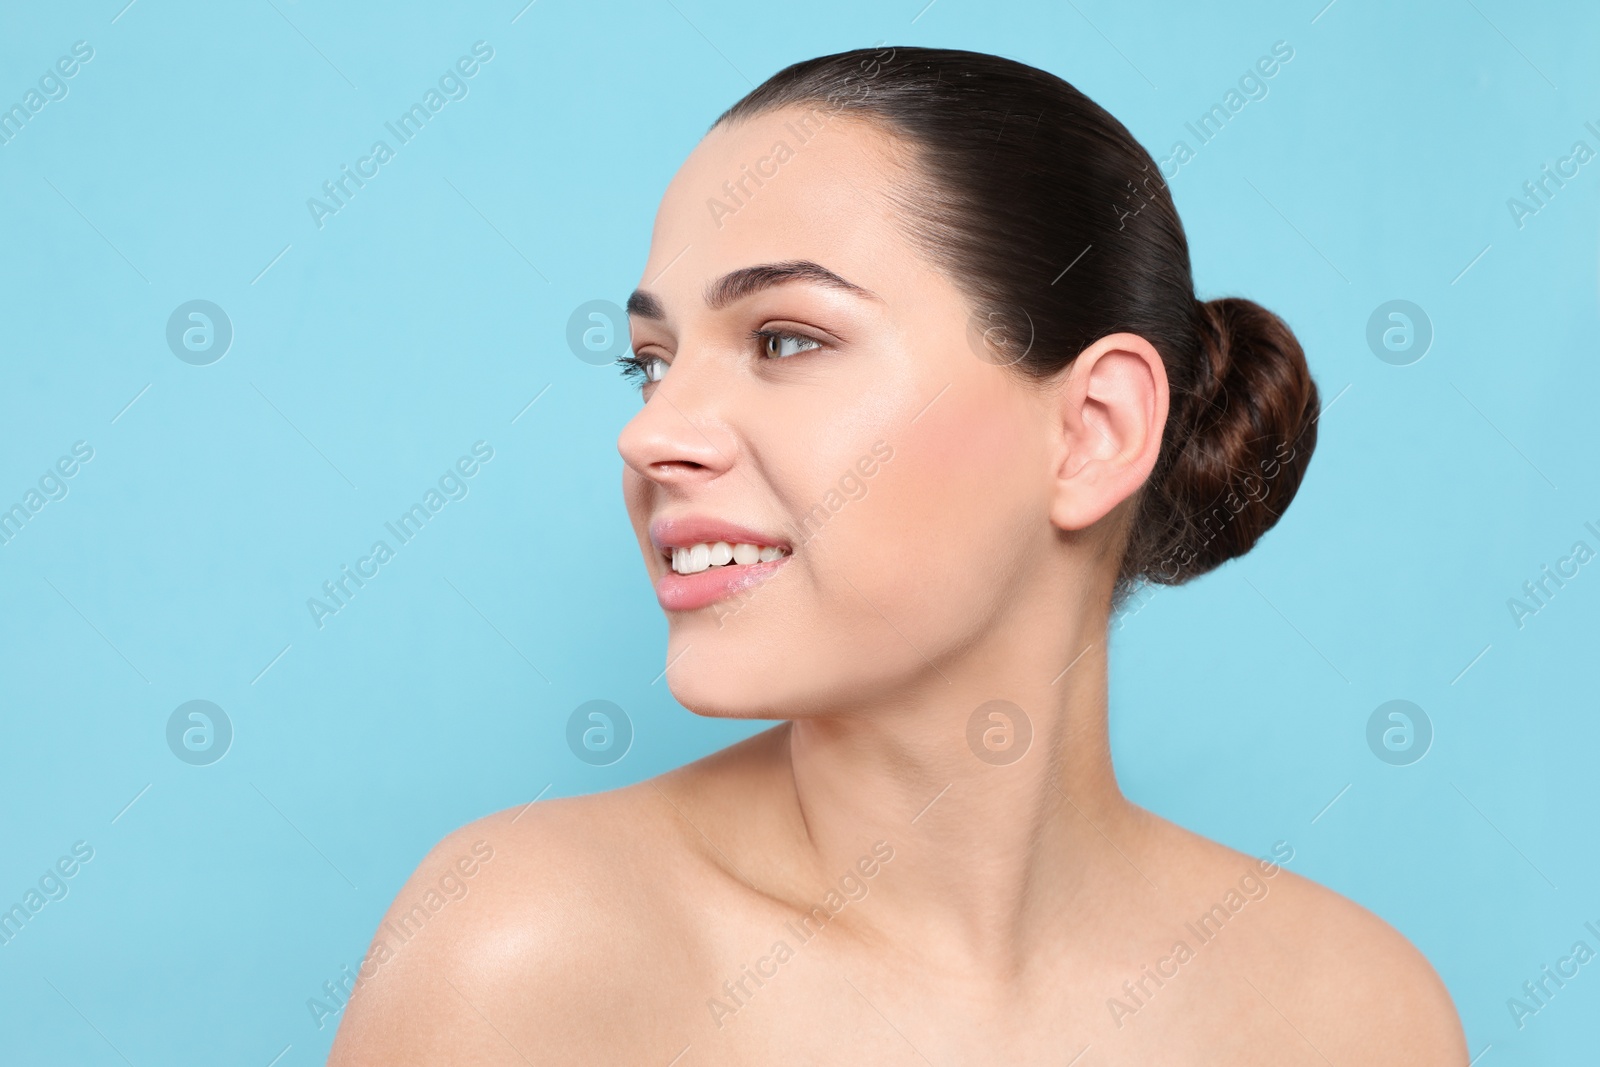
[1047,332,1169,532]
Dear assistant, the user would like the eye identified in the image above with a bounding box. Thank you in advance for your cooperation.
[618,352,668,386]
[754,329,823,359]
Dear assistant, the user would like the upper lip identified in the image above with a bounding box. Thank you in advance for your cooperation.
[649,516,791,555]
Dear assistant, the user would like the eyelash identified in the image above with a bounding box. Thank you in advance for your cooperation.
[616,353,662,386]
[617,329,826,386]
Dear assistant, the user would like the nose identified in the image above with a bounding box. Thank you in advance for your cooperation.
[617,357,739,489]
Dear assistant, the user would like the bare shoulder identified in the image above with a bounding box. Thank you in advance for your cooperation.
[326,781,717,1066]
[1138,812,1467,1064]
[1245,861,1466,1063]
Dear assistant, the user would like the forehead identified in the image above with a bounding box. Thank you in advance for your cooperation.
[639,105,918,303]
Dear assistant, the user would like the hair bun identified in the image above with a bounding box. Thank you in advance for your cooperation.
[1133,296,1319,586]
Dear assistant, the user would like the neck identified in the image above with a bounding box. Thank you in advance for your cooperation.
[778,608,1133,975]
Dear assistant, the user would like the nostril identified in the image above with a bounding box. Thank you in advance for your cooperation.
[653,459,712,476]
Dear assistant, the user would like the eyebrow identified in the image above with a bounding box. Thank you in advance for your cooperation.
[625,260,878,321]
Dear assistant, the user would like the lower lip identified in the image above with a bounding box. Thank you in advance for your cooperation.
[654,555,790,612]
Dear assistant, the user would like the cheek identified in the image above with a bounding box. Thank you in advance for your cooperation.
[796,378,1046,641]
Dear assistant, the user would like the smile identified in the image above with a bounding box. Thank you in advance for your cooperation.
[667,541,788,575]
[649,519,793,612]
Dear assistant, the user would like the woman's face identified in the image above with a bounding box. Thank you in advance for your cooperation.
[618,105,1073,719]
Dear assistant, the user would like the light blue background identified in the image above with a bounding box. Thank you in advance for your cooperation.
[1,0,1596,1062]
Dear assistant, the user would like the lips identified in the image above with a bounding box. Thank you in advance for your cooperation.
[649,517,791,612]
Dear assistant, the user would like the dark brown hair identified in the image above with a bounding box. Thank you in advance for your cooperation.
[713,46,1319,609]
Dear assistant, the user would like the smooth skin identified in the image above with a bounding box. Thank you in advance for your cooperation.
[329,105,1468,1065]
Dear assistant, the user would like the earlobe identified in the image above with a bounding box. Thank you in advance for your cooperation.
[1047,333,1168,533]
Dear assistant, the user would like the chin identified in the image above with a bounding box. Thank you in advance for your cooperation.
[666,673,789,722]
[659,626,799,720]
[660,608,923,722]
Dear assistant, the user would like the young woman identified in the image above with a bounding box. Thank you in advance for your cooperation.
[330,47,1466,1064]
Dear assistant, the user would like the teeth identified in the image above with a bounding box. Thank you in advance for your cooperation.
[669,541,788,575]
